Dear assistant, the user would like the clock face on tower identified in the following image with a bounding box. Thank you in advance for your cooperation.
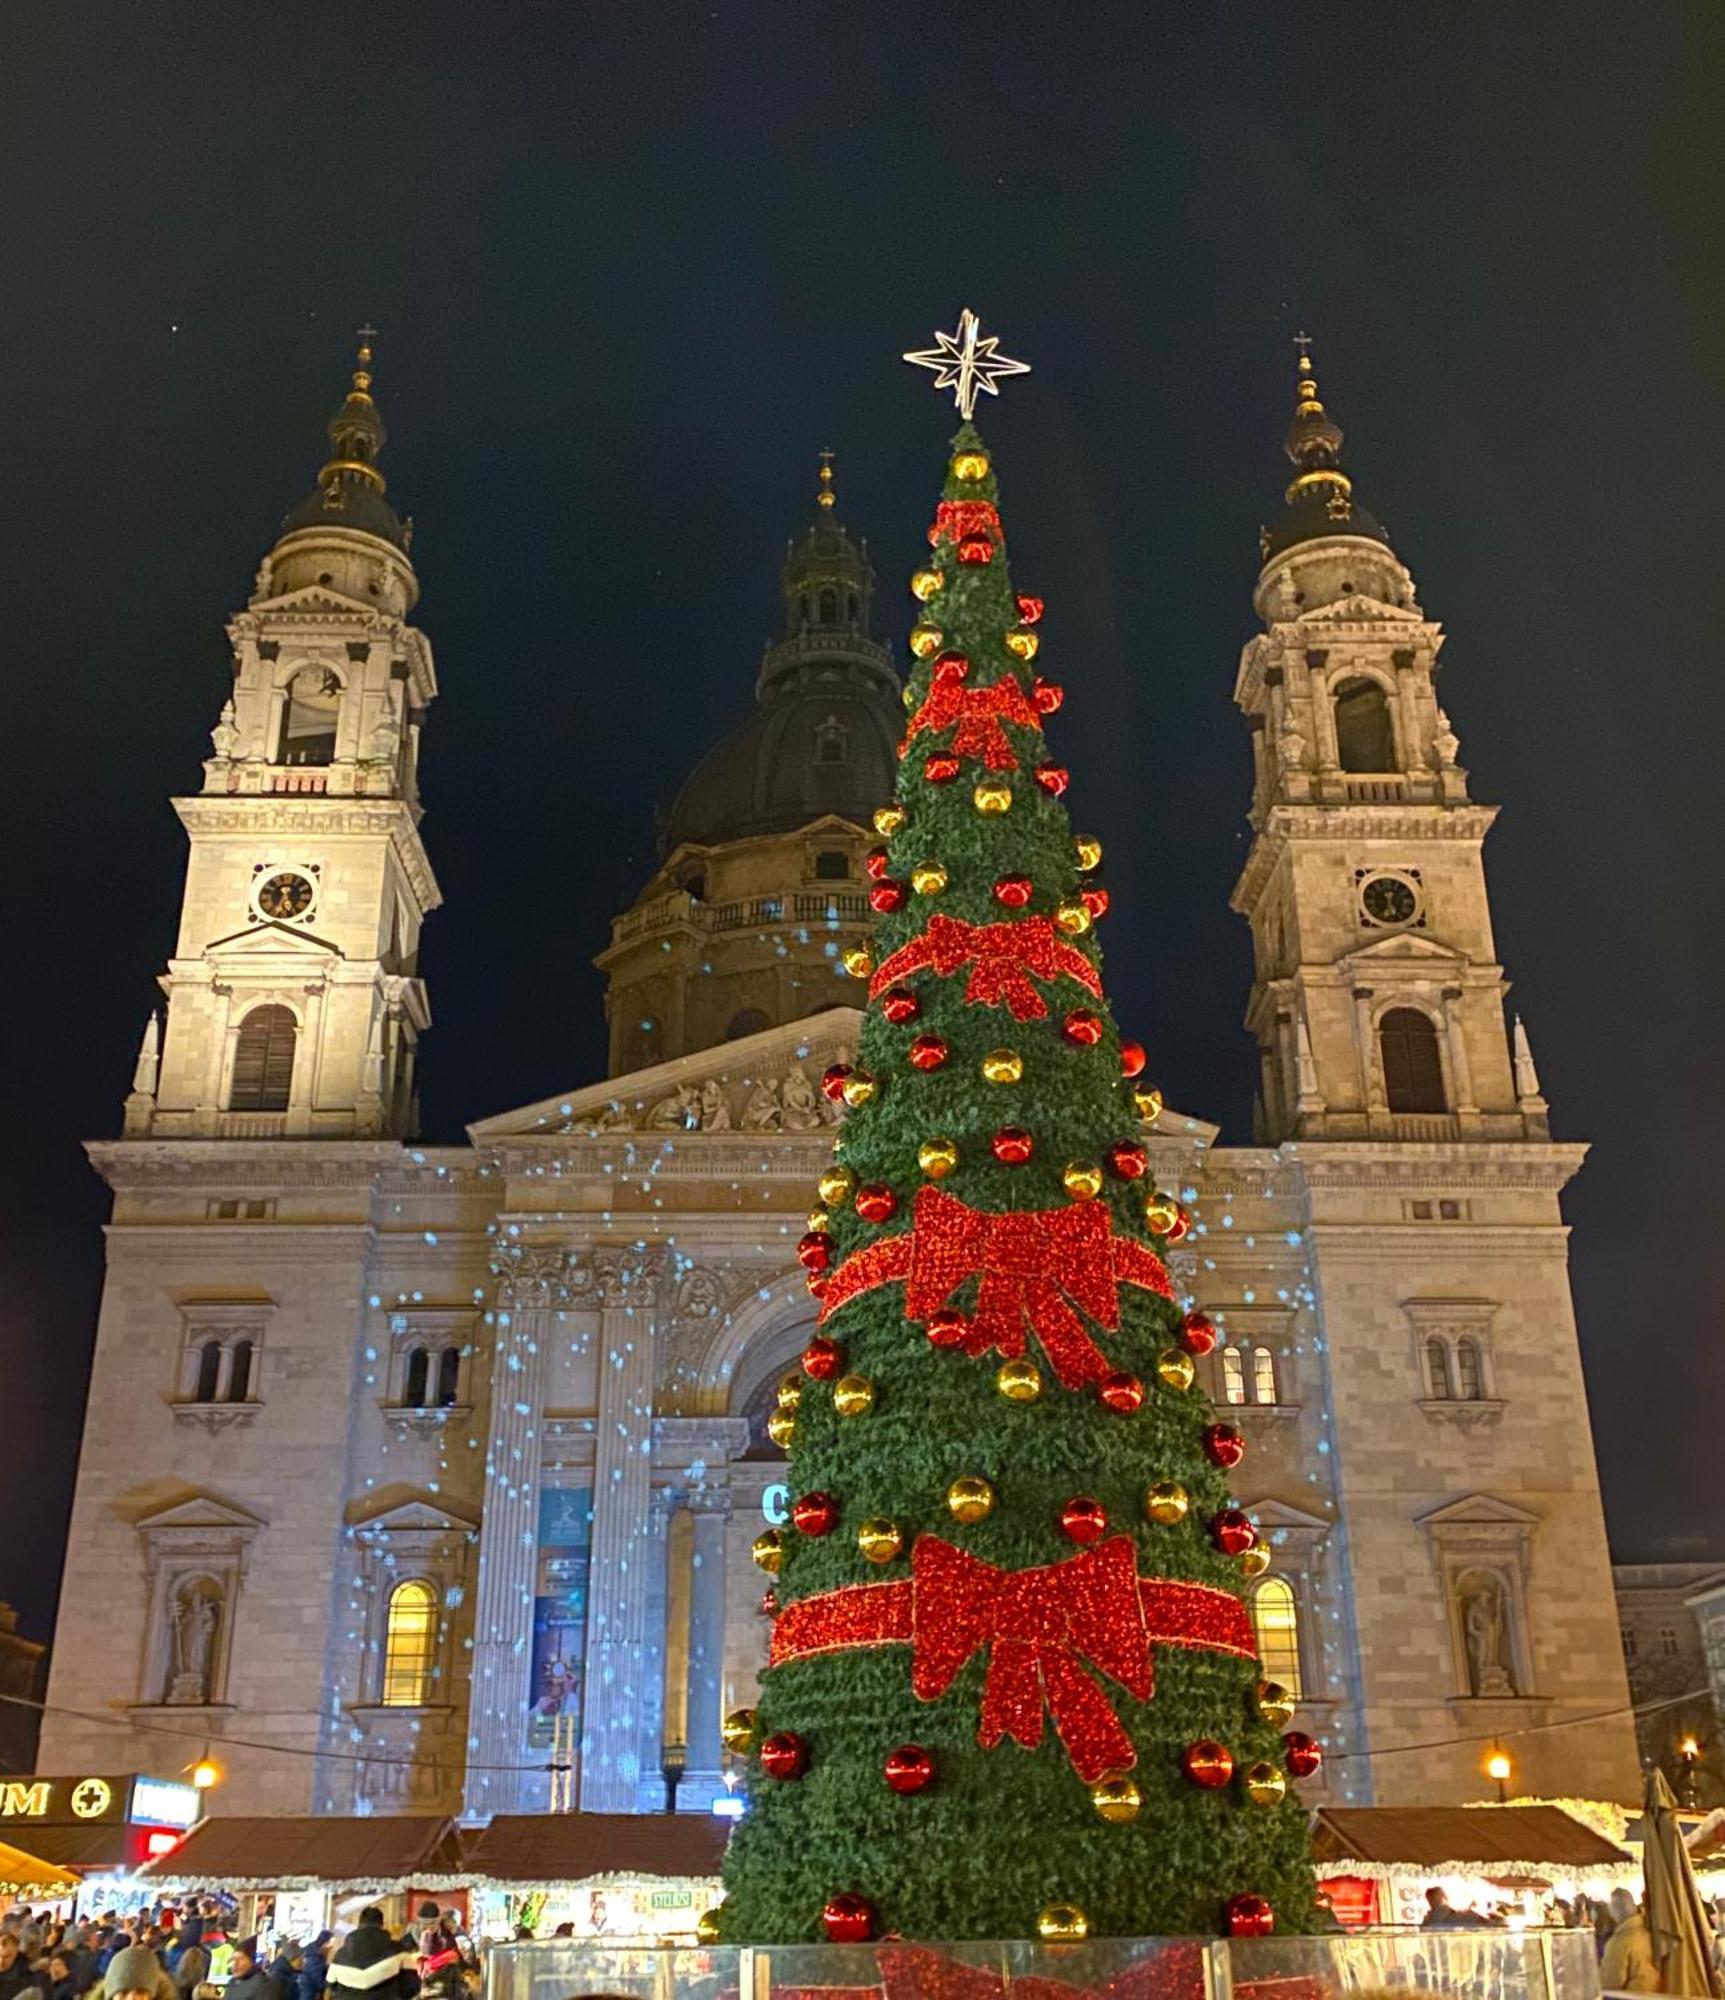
[256,870,316,922]
[1359,872,1419,928]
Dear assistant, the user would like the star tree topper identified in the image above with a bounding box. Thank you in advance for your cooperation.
[903,308,1030,419]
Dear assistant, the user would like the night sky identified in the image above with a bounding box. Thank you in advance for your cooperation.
[3,3,1721,1645]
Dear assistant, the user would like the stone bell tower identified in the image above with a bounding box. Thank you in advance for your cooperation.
[125,335,441,1141]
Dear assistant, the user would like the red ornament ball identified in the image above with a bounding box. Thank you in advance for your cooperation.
[1119,1040,1147,1079]
[1212,1508,1256,1556]
[1226,1895,1275,1940]
[822,1895,877,1944]
[1033,677,1064,714]
[1060,1496,1109,1545]
[993,873,1033,908]
[1099,1371,1145,1414]
[931,650,970,686]
[804,1272,829,1301]
[1183,1739,1236,1789]
[869,879,907,914]
[1106,1138,1148,1181]
[759,1731,809,1781]
[1016,594,1045,625]
[880,984,921,1025]
[907,1033,950,1072]
[1283,1732,1322,1778]
[1179,1310,1218,1356]
[854,1183,899,1224]
[925,1309,969,1350]
[1062,1007,1104,1046]
[796,1231,831,1274]
[991,1126,1034,1165]
[925,753,961,784]
[758,1588,779,1619]
[1163,1205,1191,1244]
[1033,763,1070,797]
[957,535,994,566]
[864,846,891,881]
[791,1492,839,1538]
[1204,1423,1247,1470]
[802,1336,843,1380]
[820,1063,852,1104]
[884,1744,935,1794]
[1081,886,1110,920]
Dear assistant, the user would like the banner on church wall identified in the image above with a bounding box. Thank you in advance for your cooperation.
[528,1485,592,1748]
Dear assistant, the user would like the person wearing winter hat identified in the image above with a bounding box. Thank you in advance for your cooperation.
[103,1947,174,2000]
[222,1941,280,2000]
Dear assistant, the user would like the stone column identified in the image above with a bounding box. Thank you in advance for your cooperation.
[1352,988,1384,1118]
[1442,988,1479,1117]
[462,1246,566,1820]
[683,1488,733,1806]
[580,1249,667,1811]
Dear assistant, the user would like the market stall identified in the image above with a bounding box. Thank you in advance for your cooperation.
[460,1814,728,1941]
[1311,1804,1637,1929]
[0,1835,79,1908]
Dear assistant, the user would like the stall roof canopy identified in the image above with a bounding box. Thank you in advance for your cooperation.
[1312,1806,1630,1869]
[0,1838,78,1891]
[462,1814,729,1882]
[15,1825,136,1870]
[139,1816,463,1884]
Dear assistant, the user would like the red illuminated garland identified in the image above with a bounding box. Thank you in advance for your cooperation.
[816,1185,1171,1389]
[929,499,1002,548]
[775,1948,1311,2000]
[900,676,1044,770]
[869,914,1101,1021]
[771,1534,1255,1782]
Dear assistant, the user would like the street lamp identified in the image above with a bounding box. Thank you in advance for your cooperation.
[188,1752,220,1791]
[661,1738,687,1815]
[1485,1749,1512,1802]
[1677,1734,1702,1808]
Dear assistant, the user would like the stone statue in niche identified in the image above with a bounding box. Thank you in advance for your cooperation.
[646,1083,700,1131]
[779,1067,825,1132]
[167,1581,221,1705]
[698,1080,732,1131]
[1460,1571,1517,1697]
[740,1080,783,1131]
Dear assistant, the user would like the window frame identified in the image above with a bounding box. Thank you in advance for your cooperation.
[379,1577,440,1708]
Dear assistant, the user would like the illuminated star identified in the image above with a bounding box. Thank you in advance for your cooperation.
[903,308,1030,419]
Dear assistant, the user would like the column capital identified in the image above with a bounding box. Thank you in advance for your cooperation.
[685,1486,735,1519]
[572,1243,675,1309]
[490,1242,573,1309]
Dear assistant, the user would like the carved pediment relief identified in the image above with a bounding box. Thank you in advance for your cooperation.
[1296,594,1426,626]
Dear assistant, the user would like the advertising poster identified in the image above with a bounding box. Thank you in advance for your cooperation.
[528,1484,592,1749]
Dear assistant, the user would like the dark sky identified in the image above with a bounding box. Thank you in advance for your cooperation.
[2,2,1721,1644]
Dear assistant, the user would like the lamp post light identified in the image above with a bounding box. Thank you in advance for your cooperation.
[1678,1734,1702,1809]
[1485,1749,1512,1803]
[661,1738,688,1815]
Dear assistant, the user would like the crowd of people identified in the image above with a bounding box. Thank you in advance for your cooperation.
[0,1903,479,2000]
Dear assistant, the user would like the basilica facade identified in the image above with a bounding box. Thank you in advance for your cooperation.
[39,344,1638,1822]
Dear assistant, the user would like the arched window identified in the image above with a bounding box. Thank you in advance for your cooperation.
[818,588,837,625]
[381,1579,437,1706]
[1332,677,1396,773]
[813,850,850,880]
[846,591,859,625]
[229,1005,297,1112]
[1250,1578,1303,1699]
[1455,1338,1483,1401]
[678,869,707,901]
[1252,1346,1278,1406]
[1379,1008,1446,1114]
[1221,1348,1246,1405]
[276,666,341,766]
[194,1340,222,1404]
[726,1008,771,1040]
[436,1346,462,1408]
[226,1338,253,1404]
[1425,1337,1453,1400]
[403,1346,430,1408]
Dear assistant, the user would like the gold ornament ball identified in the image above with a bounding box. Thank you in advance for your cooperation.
[1074,835,1103,872]
[695,1910,723,1946]
[721,1707,759,1756]
[1156,1347,1196,1392]
[1146,1480,1190,1525]
[858,1517,904,1564]
[918,1136,960,1180]
[874,805,906,837]
[1090,1773,1143,1825]
[909,625,944,660]
[1144,1190,1181,1234]
[973,780,1013,815]
[997,1358,1042,1402]
[817,1165,855,1207]
[1133,1085,1165,1123]
[1240,1537,1273,1579]
[765,1410,796,1451]
[947,1475,996,1524]
[841,1071,878,1108]
[1255,1680,1297,1727]
[911,862,949,896]
[833,1373,876,1418]
[910,568,945,602]
[981,1048,1024,1085]
[1005,629,1040,661]
[1244,1761,1288,1809]
[1037,1906,1089,1944]
[1054,900,1093,936]
[901,683,918,711]
[776,1373,804,1412]
[1063,1161,1103,1201]
[806,1206,831,1234]
[751,1529,784,1574]
[841,946,873,979]
[952,449,990,481]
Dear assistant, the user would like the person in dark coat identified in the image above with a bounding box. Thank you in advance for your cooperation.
[0,1930,43,2000]
[262,1948,299,2000]
[294,1939,330,2000]
[222,1944,280,2000]
[326,1919,415,2000]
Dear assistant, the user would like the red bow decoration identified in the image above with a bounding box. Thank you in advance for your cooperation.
[869,913,1101,1021]
[901,677,1044,770]
[817,1185,1171,1389]
[913,1535,1151,1782]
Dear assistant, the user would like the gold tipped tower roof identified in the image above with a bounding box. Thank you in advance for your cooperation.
[1259,334,1390,564]
[278,327,410,552]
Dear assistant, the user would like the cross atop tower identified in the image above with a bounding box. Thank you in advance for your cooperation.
[1293,329,1313,362]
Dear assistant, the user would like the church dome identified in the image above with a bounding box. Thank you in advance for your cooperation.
[277,335,410,555]
[1260,348,1390,563]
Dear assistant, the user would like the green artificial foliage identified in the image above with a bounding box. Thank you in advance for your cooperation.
[719,423,1319,1944]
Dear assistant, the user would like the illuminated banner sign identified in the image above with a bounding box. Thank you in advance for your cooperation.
[128,1777,201,1829]
[0,1776,126,1825]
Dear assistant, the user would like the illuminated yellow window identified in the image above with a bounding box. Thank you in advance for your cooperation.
[1252,1346,1278,1406]
[382,1580,438,1706]
[1221,1348,1246,1405]
[1250,1578,1302,1699]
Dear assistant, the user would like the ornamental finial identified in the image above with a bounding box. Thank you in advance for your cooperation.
[903,308,1030,420]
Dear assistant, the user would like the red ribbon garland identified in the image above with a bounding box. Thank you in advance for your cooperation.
[816,1185,1171,1389]
[901,676,1044,771]
[869,913,1101,1021]
[770,1534,1256,1782]
[930,500,1002,548]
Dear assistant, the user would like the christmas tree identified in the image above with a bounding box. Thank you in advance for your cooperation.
[717,316,1319,1947]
